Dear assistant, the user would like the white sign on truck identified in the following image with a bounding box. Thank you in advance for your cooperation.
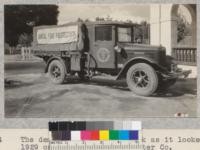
[36,25,78,44]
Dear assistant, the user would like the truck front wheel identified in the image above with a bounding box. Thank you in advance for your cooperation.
[126,63,158,96]
[48,60,66,84]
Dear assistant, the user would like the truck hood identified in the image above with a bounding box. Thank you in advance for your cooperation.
[117,42,165,51]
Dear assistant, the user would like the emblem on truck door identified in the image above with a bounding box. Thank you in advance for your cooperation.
[96,48,110,63]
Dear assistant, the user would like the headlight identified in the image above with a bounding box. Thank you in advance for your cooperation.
[171,64,177,72]
[171,63,182,72]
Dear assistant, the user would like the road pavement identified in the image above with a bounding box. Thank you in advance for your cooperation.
[4,60,197,118]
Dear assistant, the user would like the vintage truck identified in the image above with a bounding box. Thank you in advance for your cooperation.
[32,20,191,96]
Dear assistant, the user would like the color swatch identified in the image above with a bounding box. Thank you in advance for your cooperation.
[99,130,109,140]
[49,121,141,141]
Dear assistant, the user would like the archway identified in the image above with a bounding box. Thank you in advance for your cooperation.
[171,4,196,66]
[171,4,196,47]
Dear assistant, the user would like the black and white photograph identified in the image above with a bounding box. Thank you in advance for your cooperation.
[4,4,197,118]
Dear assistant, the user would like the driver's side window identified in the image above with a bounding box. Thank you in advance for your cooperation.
[95,26,112,41]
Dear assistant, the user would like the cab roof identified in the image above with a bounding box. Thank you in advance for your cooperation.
[84,20,138,26]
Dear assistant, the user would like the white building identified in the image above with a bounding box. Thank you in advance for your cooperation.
[150,4,196,77]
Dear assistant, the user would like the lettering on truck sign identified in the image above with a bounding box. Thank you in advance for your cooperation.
[36,25,78,44]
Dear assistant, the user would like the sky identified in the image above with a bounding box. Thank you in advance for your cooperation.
[58,4,150,25]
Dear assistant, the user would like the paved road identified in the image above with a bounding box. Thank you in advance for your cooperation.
[4,61,197,118]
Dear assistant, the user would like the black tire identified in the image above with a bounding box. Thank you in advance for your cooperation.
[48,60,66,84]
[126,63,158,96]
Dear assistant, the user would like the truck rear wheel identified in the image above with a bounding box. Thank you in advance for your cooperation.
[48,60,66,84]
[126,63,158,96]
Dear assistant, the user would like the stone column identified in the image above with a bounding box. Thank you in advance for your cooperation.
[150,4,173,55]
[150,4,161,46]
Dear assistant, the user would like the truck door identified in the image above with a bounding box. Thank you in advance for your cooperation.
[93,25,116,69]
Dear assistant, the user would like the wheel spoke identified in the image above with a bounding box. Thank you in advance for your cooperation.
[143,80,148,87]
[136,80,141,84]
[52,70,57,77]
[139,82,143,88]
[136,82,141,87]
[139,71,142,77]
[141,80,146,87]
[143,78,149,83]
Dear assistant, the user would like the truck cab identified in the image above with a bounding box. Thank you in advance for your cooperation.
[85,22,166,73]
[32,20,191,96]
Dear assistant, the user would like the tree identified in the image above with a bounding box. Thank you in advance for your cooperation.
[18,33,32,47]
[177,13,190,43]
[5,5,59,46]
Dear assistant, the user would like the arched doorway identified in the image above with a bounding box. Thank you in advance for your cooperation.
[171,4,196,66]
[171,4,196,47]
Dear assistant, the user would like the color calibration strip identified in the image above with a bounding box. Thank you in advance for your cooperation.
[49,121,141,141]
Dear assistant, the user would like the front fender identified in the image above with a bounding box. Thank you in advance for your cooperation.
[116,57,167,80]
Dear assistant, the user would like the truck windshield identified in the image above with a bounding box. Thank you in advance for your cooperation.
[117,27,132,42]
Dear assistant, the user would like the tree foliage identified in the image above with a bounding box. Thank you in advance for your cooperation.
[18,33,32,47]
[5,5,59,46]
[177,14,190,43]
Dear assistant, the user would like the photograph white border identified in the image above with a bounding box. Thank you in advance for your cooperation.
[0,0,199,129]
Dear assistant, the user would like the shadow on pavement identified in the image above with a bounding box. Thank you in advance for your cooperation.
[63,77,129,91]
[5,79,34,89]
[154,78,197,97]
[74,77,197,98]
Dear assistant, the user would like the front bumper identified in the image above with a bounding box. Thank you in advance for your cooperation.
[162,69,192,79]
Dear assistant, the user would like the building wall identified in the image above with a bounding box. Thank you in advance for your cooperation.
[150,4,197,77]
[150,4,196,55]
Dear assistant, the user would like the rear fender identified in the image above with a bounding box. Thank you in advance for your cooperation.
[116,57,167,80]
